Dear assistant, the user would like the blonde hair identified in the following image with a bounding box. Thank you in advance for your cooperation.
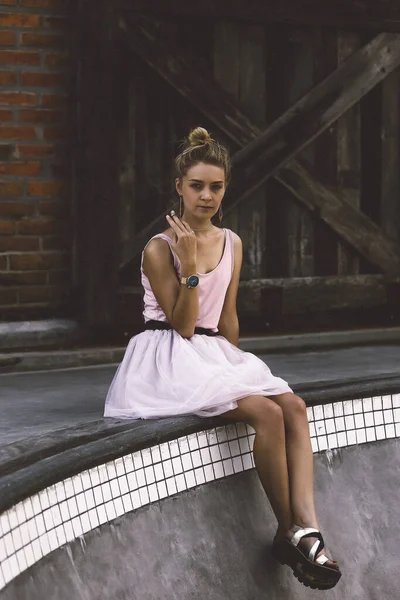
[175,127,231,183]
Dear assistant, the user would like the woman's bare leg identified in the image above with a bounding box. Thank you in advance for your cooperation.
[222,395,292,534]
[270,392,338,568]
[270,392,318,529]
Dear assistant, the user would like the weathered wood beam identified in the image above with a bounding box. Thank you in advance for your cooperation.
[121,16,400,274]
[119,17,259,147]
[336,32,362,275]
[275,160,400,277]
[239,274,397,315]
[226,33,400,215]
[119,0,400,31]
[118,274,400,315]
[380,69,400,247]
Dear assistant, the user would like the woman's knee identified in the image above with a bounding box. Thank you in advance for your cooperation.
[242,395,285,430]
[288,394,307,416]
[274,393,308,424]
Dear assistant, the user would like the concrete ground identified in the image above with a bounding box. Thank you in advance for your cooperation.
[1,344,399,446]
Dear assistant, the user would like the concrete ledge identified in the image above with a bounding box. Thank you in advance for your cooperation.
[0,347,125,374]
[239,326,400,352]
[0,319,80,352]
[1,374,399,513]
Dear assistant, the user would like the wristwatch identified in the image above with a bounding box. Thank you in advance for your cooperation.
[181,275,199,288]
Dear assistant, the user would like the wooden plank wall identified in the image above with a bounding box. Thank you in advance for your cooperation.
[381,69,400,246]
[336,32,362,275]
[119,21,400,288]
[214,23,266,279]
[282,28,315,278]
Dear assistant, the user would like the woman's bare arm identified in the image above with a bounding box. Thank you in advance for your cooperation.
[217,233,243,347]
[142,238,199,338]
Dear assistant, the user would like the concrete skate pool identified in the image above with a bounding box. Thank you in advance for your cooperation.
[0,359,399,599]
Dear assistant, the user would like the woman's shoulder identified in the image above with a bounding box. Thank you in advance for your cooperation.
[143,229,174,258]
[146,229,173,247]
[159,227,174,240]
[225,228,242,246]
[142,230,176,274]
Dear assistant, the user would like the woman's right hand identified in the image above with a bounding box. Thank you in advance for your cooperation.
[166,212,197,266]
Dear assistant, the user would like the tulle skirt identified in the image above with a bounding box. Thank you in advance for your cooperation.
[104,329,293,419]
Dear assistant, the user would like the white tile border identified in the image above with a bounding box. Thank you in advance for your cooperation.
[0,393,399,591]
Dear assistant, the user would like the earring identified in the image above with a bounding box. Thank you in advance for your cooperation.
[218,204,223,222]
[179,196,183,218]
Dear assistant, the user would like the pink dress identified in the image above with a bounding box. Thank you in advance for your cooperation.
[104,228,293,419]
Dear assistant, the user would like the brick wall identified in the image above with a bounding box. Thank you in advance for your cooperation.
[0,0,71,321]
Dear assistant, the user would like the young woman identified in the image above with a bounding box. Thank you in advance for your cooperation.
[104,127,341,590]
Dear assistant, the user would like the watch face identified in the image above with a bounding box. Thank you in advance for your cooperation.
[187,275,199,288]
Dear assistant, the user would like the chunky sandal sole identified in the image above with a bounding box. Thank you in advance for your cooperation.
[271,539,342,590]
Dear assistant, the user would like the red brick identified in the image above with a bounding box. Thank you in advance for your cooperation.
[0,289,17,306]
[39,199,67,216]
[21,0,66,7]
[17,144,54,158]
[41,93,67,108]
[19,284,65,304]
[42,234,67,250]
[0,161,41,176]
[0,200,35,215]
[18,216,61,235]
[19,109,63,123]
[0,92,37,106]
[0,1,18,6]
[28,180,64,197]
[44,51,69,68]
[9,252,67,270]
[0,255,7,269]
[0,31,16,46]
[20,32,64,49]
[0,183,24,198]
[0,13,41,27]
[0,143,13,160]
[0,50,40,66]
[0,109,13,121]
[0,220,15,234]
[0,270,47,285]
[43,124,66,140]
[0,126,36,141]
[0,71,17,85]
[0,236,39,251]
[21,71,67,87]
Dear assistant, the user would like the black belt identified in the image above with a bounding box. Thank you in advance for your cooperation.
[143,320,219,337]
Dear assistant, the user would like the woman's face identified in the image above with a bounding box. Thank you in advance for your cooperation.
[175,162,226,220]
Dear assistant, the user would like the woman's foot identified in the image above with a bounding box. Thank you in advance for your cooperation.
[272,525,341,590]
[274,525,339,570]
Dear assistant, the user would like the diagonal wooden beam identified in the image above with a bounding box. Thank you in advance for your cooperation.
[276,161,400,276]
[120,15,400,274]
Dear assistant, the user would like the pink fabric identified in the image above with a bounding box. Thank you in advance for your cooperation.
[104,226,293,420]
[141,228,234,331]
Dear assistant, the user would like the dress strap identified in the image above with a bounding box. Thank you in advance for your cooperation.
[227,228,235,278]
[141,233,180,272]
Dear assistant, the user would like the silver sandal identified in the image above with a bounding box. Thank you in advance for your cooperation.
[271,525,342,590]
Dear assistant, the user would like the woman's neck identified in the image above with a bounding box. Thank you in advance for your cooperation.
[181,214,213,233]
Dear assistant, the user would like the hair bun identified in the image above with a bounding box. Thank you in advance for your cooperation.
[188,126,213,147]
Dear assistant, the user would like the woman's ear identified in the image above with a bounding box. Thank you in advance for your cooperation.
[175,177,182,195]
